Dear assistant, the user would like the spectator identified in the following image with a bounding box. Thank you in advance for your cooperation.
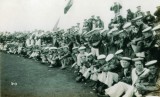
[134,6,145,18]
[96,16,104,29]
[143,11,155,27]
[154,6,160,24]
[100,58,150,97]
[110,2,122,17]
[126,9,134,22]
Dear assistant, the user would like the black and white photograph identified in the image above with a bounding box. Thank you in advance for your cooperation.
[0,0,160,97]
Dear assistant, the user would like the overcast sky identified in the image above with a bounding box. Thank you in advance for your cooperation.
[0,0,159,32]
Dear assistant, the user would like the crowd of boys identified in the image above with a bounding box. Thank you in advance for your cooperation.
[0,3,160,97]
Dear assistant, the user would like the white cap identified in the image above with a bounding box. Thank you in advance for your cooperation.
[34,49,40,52]
[84,28,101,35]
[49,47,58,50]
[100,28,107,34]
[155,44,159,47]
[63,46,69,48]
[136,52,145,58]
[132,16,143,21]
[97,54,106,60]
[78,46,86,51]
[152,24,160,31]
[106,54,114,62]
[44,47,49,50]
[115,49,123,55]
[120,57,131,61]
[145,60,157,67]
[132,58,144,61]
[72,47,78,50]
[108,28,118,34]
[123,22,131,29]
[113,30,124,36]
[86,53,93,57]
[142,27,152,33]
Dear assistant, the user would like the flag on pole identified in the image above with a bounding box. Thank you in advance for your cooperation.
[53,17,60,31]
[64,0,73,14]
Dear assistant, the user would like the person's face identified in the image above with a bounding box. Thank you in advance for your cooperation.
[81,56,86,63]
[155,30,160,35]
[134,61,144,71]
[49,51,52,54]
[111,19,114,22]
[103,64,109,72]
[92,20,96,23]
[57,49,62,53]
[37,51,40,54]
[85,37,89,41]
[125,26,132,32]
[116,54,123,59]
[84,19,87,22]
[87,56,93,62]
[52,50,57,53]
[157,6,160,9]
[127,9,131,13]
[120,60,130,68]
[137,7,141,11]
[147,12,150,15]
[79,49,85,54]
[99,59,106,65]
[77,23,80,26]
[136,19,143,26]
[73,49,78,54]
[63,48,68,52]
[142,31,153,38]
[108,59,115,65]
[148,65,157,74]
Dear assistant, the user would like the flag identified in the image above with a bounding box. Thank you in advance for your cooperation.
[64,0,73,14]
[53,17,60,31]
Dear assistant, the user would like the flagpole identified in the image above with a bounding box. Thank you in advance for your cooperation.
[52,0,67,45]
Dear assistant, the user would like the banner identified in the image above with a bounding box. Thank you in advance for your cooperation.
[64,0,73,14]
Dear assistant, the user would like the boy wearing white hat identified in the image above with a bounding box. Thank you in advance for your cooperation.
[96,54,119,95]
[152,24,160,47]
[144,60,160,96]
[71,47,79,69]
[83,53,94,80]
[118,57,132,84]
[134,6,145,18]
[122,22,135,56]
[93,54,106,93]
[76,55,88,82]
[59,46,71,70]
[130,16,149,54]
[77,46,88,67]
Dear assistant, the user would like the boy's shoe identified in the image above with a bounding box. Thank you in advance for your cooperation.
[48,65,53,68]
[61,66,66,70]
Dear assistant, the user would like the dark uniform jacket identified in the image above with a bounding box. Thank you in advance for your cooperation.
[154,8,160,22]
[118,68,132,84]
[110,4,122,13]
[127,11,134,22]
[143,15,155,26]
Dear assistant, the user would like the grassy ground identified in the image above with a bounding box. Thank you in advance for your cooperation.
[0,52,97,97]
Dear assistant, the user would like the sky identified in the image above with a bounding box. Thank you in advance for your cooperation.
[0,0,159,32]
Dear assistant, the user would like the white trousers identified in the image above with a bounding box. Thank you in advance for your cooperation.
[105,82,134,97]
[91,47,99,57]
[83,68,91,79]
[98,72,119,87]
